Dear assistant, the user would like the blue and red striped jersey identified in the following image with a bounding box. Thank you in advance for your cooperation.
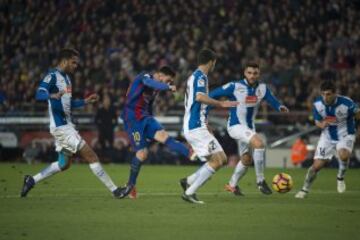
[121,72,170,121]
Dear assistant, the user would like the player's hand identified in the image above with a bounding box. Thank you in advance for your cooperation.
[279,105,289,113]
[220,101,239,108]
[50,91,65,100]
[318,121,329,129]
[169,85,177,92]
[85,93,99,104]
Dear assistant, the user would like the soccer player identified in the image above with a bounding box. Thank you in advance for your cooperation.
[180,49,238,204]
[208,62,289,196]
[295,80,360,198]
[117,66,197,199]
[20,48,122,198]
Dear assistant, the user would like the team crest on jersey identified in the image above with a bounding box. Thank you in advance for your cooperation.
[43,75,52,83]
[198,78,205,87]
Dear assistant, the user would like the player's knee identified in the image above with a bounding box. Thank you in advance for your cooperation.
[155,130,169,143]
[251,135,264,149]
[242,153,252,166]
[338,149,350,161]
[136,149,148,161]
[312,161,323,172]
[210,152,227,169]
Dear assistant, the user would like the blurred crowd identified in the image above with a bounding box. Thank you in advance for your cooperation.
[1,0,360,116]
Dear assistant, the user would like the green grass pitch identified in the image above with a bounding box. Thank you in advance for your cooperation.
[0,163,359,240]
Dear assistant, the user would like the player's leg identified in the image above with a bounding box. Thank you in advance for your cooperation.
[249,134,272,194]
[335,135,355,193]
[225,150,251,196]
[296,135,334,198]
[295,159,326,198]
[78,143,120,196]
[149,117,194,160]
[20,151,72,197]
[181,129,225,203]
[182,151,227,204]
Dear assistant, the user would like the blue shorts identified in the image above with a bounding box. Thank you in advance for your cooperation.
[123,117,164,151]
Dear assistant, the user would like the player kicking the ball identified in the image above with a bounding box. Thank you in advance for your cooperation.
[180,49,238,204]
[117,66,198,199]
[20,48,122,198]
[295,80,360,198]
[208,62,289,196]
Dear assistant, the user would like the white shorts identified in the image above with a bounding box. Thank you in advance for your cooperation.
[314,134,355,160]
[50,124,85,154]
[228,124,256,156]
[184,128,224,161]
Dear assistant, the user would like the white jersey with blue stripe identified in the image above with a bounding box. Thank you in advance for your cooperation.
[38,69,73,129]
[183,69,209,132]
[209,79,281,129]
[313,95,358,141]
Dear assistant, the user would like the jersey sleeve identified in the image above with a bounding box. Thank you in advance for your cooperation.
[35,73,56,101]
[71,99,85,108]
[194,76,207,95]
[209,82,234,99]
[313,105,323,121]
[264,86,281,111]
[348,101,359,116]
[142,75,170,91]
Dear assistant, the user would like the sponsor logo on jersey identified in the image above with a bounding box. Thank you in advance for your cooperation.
[245,96,258,104]
[325,116,337,124]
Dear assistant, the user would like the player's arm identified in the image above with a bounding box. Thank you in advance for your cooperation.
[71,93,100,109]
[35,74,64,101]
[206,83,235,113]
[142,76,172,91]
[264,87,289,112]
[313,106,328,129]
[196,93,237,108]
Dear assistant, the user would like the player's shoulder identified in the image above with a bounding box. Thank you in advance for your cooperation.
[313,96,323,104]
[42,69,58,83]
[337,95,354,106]
[193,69,207,80]
[222,81,236,90]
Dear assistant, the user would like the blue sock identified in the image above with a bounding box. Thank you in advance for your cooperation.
[128,156,142,186]
[164,137,189,158]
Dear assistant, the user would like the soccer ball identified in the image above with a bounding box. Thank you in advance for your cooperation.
[272,173,293,193]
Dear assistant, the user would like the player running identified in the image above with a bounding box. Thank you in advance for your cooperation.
[180,49,238,204]
[208,62,289,196]
[20,48,122,198]
[117,66,197,199]
[295,80,360,198]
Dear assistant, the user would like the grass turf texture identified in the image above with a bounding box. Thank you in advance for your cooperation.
[0,163,359,240]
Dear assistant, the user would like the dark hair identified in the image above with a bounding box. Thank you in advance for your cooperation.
[158,66,176,77]
[320,80,336,92]
[244,62,260,69]
[58,48,79,61]
[197,48,217,65]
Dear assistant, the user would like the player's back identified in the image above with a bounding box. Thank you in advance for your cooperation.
[183,69,208,132]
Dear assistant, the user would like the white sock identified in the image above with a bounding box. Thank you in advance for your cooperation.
[253,148,265,183]
[187,165,206,185]
[229,160,248,187]
[89,162,117,192]
[303,166,317,192]
[337,159,348,179]
[33,162,61,183]
[185,163,215,195]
